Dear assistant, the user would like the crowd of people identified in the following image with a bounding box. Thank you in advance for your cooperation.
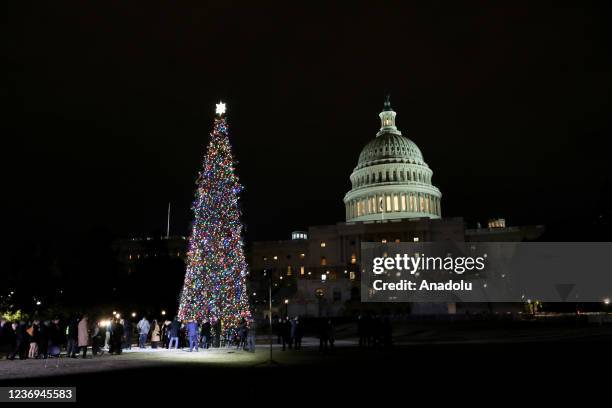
[0,314,258,360]
[356,314,393,349]
[0,313,393,359]
[273,316,305,351]
[135,316,258,353]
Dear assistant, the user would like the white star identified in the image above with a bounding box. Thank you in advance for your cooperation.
[215,101,226,115]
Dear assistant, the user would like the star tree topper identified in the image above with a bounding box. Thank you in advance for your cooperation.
[215,101,226,116]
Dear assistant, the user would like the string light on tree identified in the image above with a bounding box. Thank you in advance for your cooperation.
[177,101,251,331]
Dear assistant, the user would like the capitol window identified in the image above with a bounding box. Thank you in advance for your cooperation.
[393,195,399,211]
[320,241,326,248]
[351,253,357,264]
[320,257,327,266]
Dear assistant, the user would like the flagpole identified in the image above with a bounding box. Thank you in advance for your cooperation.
[166,202,171,238]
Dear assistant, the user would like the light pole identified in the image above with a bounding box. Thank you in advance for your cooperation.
[269,275,273,363]
[284,299,289,318]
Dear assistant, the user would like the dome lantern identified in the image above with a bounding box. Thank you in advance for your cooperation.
[377,94,400,137]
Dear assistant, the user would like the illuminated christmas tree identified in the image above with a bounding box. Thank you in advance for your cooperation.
[177,101,250,330]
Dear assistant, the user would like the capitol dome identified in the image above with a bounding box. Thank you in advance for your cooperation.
[344,97,442,222]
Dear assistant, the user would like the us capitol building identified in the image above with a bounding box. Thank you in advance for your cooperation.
[249,97,543,317]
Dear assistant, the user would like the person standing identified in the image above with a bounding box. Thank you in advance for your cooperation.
[0,320,5,350]
[326,319,335,350]
[27,320,39,359]
[66,317,78,358]
[200,319,211,349]
[77,315,90,358]
[91,323,104,356]
[213,318,221,348]
[318,318,329,352]
[281,316,292,351]
[6,322,19,360]
[247,318,256,353]
[47,318,63,358]
[37,321,49,359]
[187,320,199,352]
[237,318,247,350]
[168,318,180,349]
[104,321,111,350]
[161,320,171,348]
[109,319,124,355]
[274,317,282,344]
[290,317,297,349]
[294,317,303,350]
[123,319,132,350]
[137,316,150,349]
[150,320,161,349]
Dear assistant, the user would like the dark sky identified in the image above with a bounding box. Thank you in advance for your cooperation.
[2,1,611,253]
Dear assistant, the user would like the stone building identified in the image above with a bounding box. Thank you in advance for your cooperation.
[248,97,543,318]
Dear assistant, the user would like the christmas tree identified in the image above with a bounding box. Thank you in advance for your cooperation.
[177,101,251,330]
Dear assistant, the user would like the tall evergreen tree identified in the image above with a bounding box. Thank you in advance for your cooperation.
[177,102,250,330]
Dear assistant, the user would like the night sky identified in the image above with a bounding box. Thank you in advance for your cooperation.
[2,1,612,260]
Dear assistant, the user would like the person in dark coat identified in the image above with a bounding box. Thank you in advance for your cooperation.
[281,316,292,351]
[293,317,303,350]
[0,320,11,358]
[213,318,221,348]
[9,322,28,359]
[273,317,282,344]
[318,319,329,351]
[186,320,199,352]
[48,319,62,349]
[91,323,104,356]
[237,318,247,350]
[123,319,132,350]
[161,320,170,349]
[326,320,335,350]
[66,318,79,358]
[5,322,18,360]
[109,319,124,355]
[168,318,180,349]
[0,320,7,355]
[37,321,49,359]
[200,319,211,349]
[319,319,335,351]
[247,318,257,353]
